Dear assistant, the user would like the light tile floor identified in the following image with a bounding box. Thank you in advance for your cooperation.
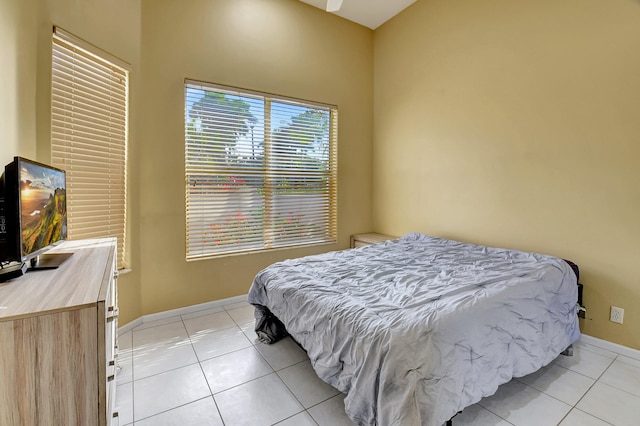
[115,301,640,426]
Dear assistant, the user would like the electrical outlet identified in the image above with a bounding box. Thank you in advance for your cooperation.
[610,306,624,324]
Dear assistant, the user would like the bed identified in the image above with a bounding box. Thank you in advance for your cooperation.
[248,233,580,426]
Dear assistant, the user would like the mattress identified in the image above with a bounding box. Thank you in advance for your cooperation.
[248,233,580,426]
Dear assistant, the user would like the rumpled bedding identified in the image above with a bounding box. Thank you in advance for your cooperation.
[248,233,580,426]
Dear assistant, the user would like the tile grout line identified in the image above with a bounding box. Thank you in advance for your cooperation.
[123,305,261,424]
[132,395,214,425]
[573,352,633,425]
[223,305,328,425]
[218,301,325,425]
[570,352,618,419]
[270,370,309,422]
[211,301,313,425]
[192,318,228,426]
[550,350,621,426]
[548,352,620,425]
[479,348,612,426]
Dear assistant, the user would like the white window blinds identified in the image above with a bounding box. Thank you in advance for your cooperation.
[185,80,338,260]
[51,27,129,269]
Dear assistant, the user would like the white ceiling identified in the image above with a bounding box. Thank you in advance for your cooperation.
[299,0,416,30]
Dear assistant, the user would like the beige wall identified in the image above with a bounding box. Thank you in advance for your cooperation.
[137,0,373,314]
[0,0,143,325]
[0,0,37,165]
[374,0,640,349]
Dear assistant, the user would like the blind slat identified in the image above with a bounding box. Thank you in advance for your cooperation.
[51,28,129,269]
[185,81,337,260]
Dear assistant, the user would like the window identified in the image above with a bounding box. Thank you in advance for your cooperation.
[185,80,338,259]
[51,27,129,269]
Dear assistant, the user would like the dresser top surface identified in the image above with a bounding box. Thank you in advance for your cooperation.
[0,238,116,321]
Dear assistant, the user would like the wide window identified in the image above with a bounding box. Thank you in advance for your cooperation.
[185,80,338,259]
[51,27,129,269]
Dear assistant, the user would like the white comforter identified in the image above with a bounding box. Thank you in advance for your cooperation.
[248,233,580,426]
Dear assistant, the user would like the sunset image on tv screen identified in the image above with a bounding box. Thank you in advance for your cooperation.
[20,161,67,256]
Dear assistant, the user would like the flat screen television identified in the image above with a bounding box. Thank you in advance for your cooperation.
[0,157,72,277]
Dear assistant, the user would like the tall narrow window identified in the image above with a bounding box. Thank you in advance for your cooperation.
[185,80,338,260]
[51,27,129,268]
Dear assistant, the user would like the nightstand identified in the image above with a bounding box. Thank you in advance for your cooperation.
[350,233,397,248]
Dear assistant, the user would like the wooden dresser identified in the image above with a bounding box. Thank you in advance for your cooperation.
[0,238,118,426]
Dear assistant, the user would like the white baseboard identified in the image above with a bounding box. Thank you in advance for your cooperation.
[118,317,143,334]
[118,294,248,334]
[579,334,640,361]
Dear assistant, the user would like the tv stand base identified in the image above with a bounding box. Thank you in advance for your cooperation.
[0,262,27,282]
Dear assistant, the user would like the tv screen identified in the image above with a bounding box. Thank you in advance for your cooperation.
[18,158,67,258]
[1,157,71,270]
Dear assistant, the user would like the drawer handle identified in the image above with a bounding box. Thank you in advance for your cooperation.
[107,307,119,321]
[107,360,116,382]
